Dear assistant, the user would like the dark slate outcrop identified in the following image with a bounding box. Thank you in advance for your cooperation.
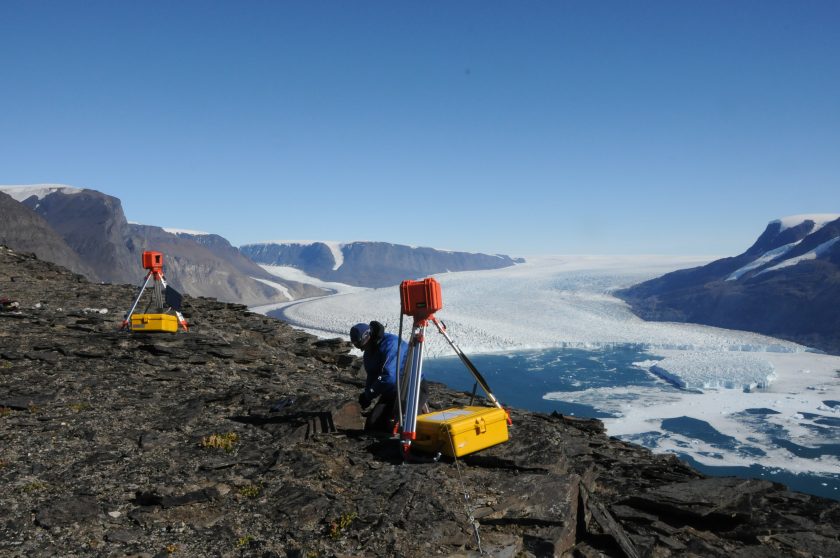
[0,191,98,281]
[618,216,840,355]
[240,241,524,288]
[1,245,838,557]
[16,187,138,285]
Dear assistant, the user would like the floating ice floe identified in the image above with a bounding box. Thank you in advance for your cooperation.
[644,352,776,392]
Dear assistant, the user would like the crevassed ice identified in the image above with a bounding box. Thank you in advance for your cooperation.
[276,255,802,357]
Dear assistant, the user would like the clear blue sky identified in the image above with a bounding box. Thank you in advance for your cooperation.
[1,1,838,256]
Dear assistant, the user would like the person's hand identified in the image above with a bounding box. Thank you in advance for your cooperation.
[369,320,385,342]
[358,391,373,410]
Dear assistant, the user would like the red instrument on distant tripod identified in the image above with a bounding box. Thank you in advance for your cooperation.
[120,251,189,332]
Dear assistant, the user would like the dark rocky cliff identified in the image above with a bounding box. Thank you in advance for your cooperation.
[1,246,838,557]
[0,191,98,281]
[2,186,320,306]
[241,241,524,288]
[618,216,840,355]
[17,188,138,285]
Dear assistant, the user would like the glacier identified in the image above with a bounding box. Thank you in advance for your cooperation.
[255,255,840,478]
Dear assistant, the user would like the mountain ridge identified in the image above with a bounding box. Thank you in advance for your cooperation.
[241,240,524,288]
[0,185,323,306]
[617,214,840,354]
[1,184,522,301]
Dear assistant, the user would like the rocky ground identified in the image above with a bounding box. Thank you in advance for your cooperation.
[1,245,839,558]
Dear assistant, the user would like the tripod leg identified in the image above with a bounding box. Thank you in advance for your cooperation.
[431,317,509,423]
[153,277,164,310]
[396,337,415,430]
[121,272,152,329]
[394,313,405,435]
[401,323,426,457]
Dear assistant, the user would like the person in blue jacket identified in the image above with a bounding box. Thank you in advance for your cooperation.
[350,321,427,432]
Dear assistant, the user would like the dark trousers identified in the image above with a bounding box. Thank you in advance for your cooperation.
[364,381,429,432]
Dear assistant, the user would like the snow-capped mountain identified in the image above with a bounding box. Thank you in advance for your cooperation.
[617,214,840,354]
[239,240,524,288]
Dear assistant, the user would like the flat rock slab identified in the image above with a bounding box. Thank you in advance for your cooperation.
[0,394,54,410]
[627,477,775,519]
[483,473,580,556]
[35,495,101,529]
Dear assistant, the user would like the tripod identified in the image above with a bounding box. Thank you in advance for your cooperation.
[121,251,189,332]
[397,278,509,458]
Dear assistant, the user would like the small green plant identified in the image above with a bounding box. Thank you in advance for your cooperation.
[27,404,40,414]
[328,511,357,539]
[200,432,239,452]
[238,484,261,498]
[165,543,179,554]
[22,481,47,493]
[236,535,253,548]
[0,407,11,417]
[69,402,91,413]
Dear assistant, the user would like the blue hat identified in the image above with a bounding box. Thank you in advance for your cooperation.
[350,323,371,349]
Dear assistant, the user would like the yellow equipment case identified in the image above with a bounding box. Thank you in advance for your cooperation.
[414,406,509,458]
[130,313,178,333]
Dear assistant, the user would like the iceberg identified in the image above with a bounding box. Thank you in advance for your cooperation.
[645,352,776,391]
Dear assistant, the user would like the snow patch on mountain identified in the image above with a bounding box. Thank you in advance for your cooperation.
[163,228,211,236]
[775,214,840,233]
[726,242,801,281]
[324,242,344,270]
[249,276,291,300]
[261,240,346,270]
[0,184,83,202]
[757,237,840,276]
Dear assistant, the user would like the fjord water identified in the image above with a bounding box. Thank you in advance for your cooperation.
[423,347,840,501]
